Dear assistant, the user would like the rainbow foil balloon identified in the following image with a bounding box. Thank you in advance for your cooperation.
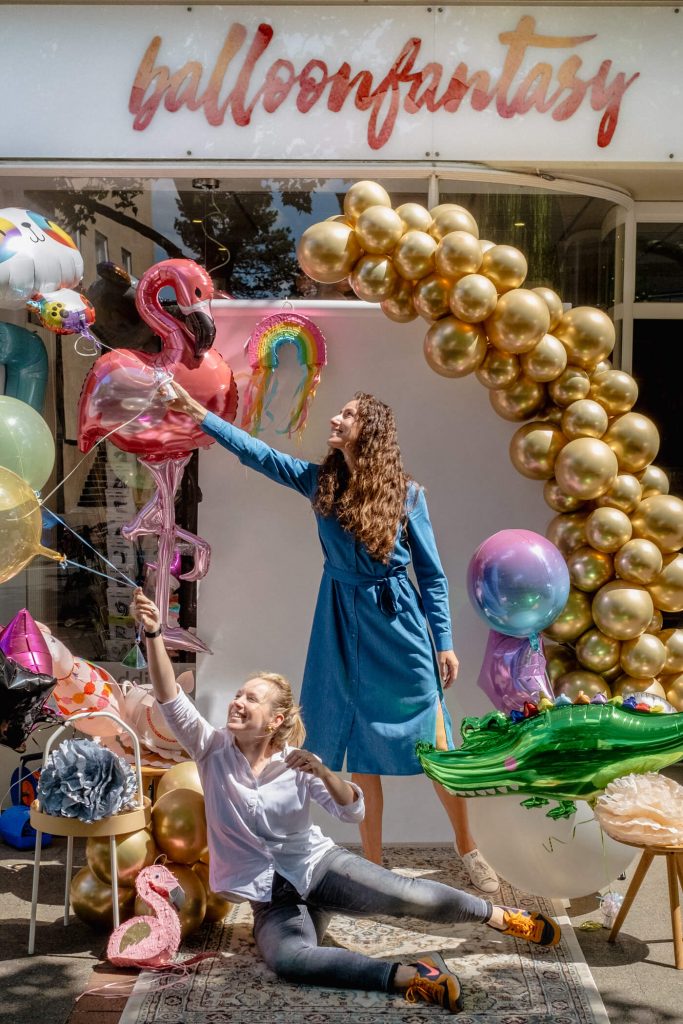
[241,312,327,437]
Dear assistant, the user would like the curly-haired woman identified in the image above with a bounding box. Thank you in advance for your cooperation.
[165,385,498,893]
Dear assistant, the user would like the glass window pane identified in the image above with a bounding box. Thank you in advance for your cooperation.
[632,318,683,492]
[636,223,683,301]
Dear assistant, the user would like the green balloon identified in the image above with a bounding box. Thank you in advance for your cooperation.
[0,395,55,491]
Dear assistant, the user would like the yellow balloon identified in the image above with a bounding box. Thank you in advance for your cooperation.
[485,289,551,354]
[296,222,362,284]
[354,205,404,254]
[349,254,398,302]
[554,437,618,500]
[0,467,63,583]
[475,348,520,390]
[614,539,663,585]
[343,180,391,223]
[395,202,433,234]
[413,273,451,320]
[638,464,670,499]
[547,367,591,407]
[70,866,135,930]
[480,245,527,292]
[429,206,479,240]
[555,670,610,701]
[86,829,157,888]
[575,628,621,672]
[595,474,642,514]
[543,478,586,513]
[449,273,498,323]
[592,581,654,640]
[620,633,667,678]
[604,413,660,474]
[589,370,638,415]
[554,307,616,369]
[435,231,482,280]
[423,317,487,378]
[561,399,609,440]
[585,506,633,553]
[659,629,683,673]
[509,422,566,480]
[393,230,437,280]
[192,861,233,923]
[380,279,417,323]
[543,586,593,641]
[546,512,588,556]
[612,675,666,699]
[520,333,567,383]
[489,377,545,421]
[545,644,579,683]
[532,287,564,331]
[663,673,683,711]
[152,789,208,864]
[567,546,614,593]
[631,494,683,553]
[648,553,683,612]
[135,862,206,939]
[156,761,204,800]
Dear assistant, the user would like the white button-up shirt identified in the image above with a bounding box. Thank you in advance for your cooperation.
[157,689,365,902]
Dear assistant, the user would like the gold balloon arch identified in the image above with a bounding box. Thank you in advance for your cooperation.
[297,179,683,711]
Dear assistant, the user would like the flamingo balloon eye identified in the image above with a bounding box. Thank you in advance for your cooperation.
[194,287,202,298]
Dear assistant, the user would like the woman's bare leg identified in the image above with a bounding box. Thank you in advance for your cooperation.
[351,773,383,864]
[432,783,475,854]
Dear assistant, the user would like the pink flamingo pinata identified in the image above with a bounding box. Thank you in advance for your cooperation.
[77,259,238,653]
[107,862,185,968]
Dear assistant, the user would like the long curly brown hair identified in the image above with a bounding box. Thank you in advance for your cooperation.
[312,392,413,563]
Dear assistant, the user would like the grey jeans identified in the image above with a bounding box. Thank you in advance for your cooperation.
[250,847,492,992]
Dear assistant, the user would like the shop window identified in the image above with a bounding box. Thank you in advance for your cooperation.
[635,223,683,301]
[94,230,109,264]
[121,247,133,275]
[632,318,683,491]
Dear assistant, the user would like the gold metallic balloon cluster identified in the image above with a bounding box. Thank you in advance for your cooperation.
[297,180,683,711]
[71,761,231,933]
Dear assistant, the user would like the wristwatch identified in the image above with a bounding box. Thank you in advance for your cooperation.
[144,626,163,639]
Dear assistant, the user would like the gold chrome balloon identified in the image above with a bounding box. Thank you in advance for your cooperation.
[435,230,482,280]
[614,538,663,585]
[555,670,610,701]
[532,287,564,331]
[475,348,520,390]
[449,273,498,323]
[381,279,417,323]
[480,245,527,293]
[193,861,232,923]
[567,546,614,592]
[343,180,392,223]
[486,290,551,354]
[479,239,496,254]
[489,377,545,421]
[664,674,683,711]
[604,412,661,474]
[349,254,398,302]
[545,644,578,683]
[70,866,135,930]
[561,399,609,440]
[429,206,479,240]
[620,633,667,679]
[659,628,683,673]
[648,553,683,612]
[589,370,638,415]
[156,761,204,800]
[296,222,362,284]
[424,317,487,377]
[395,202,433,234]
[645,609,664,634]
[554,307,616,369]
[595,474,642,514]
[393,230,437,280]
[631,494,683,553]
[354,206,404,254]
[86,829,157,888]
[638,465,670,499]
[585,506,633,553]
[325,215,353,225]
[413,273,451,320]
[152,789,208,864]
[547,367,591,407]
[546,512,588,555]
[543,586,593,641]
[520,334,567,382]
[612,675,665,698]
[554,437,618,500]
[543,479,585,513]
[603,662,623,684]
[509,422,566,480]
[575,628,621,672]
[135,862,207,939]
[592,581,654,641]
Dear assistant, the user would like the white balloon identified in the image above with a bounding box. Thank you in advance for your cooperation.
[0,208,83,309]
[468,794,637,899]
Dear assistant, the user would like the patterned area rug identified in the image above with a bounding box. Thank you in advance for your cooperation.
[119,846,608,1024]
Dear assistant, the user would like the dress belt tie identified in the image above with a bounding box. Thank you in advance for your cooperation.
[323,562,407,617]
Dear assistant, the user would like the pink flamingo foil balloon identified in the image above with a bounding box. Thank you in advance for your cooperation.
[77,259,238,653]
[107,862,184,968]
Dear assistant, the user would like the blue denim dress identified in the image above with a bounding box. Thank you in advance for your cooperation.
[202,413,454,775]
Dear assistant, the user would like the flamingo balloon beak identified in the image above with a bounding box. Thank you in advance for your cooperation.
[169,884,185,909]
[185,309,216,358]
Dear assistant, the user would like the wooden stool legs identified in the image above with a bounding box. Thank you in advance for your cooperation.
[608,847,683,970]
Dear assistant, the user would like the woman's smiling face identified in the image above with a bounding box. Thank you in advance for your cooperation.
[227,677,282,738]
[328,399,360,451]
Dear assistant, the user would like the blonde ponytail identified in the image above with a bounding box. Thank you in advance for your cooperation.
[256,671,307,751]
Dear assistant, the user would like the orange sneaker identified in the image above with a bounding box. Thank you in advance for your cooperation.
[500,907,561,946]
[404,953,463,1014]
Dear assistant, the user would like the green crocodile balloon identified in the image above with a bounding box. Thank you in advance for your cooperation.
[417,704,683,819]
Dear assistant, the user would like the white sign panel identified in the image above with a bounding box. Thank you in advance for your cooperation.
[1,5,681,162]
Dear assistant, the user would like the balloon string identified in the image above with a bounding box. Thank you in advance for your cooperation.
[43,507,138,588]
[61,557,137,589]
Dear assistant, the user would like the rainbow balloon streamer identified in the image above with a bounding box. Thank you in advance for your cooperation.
[241,312,327,437]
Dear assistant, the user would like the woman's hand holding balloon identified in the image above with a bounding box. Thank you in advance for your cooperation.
[132,589,161,634]
[161,380,208,423]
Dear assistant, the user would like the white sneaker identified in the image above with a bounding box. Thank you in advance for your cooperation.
[458,847,500,894]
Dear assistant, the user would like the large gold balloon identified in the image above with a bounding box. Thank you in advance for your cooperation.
[555,670,611,701]
[543,586,593,641]
[554,437,618,500]
[532,287,564,331]
[70,866,135,930]
[413,273,451,320]
[135,862,207,939]
[193,861,232,924]
[585,506,633,553]
[475,348,520,390]
[545,644,578,683]
[349,254,398,302]
[480,245,527,292]
[393,230,437,280]
[156,761,204,800]
[631,494,683,553]
[395,202,433,233]
[354,205,404,254]
[152,789,208,864]
[589,370,638,415]
[449,274,498,323]
[429,206,479,240]
[638,465,670,499]
[0,467,63,584]
[554,307,616,369]
[381,279,417,323]
[485,289,550,354]
[576,628,621,672]
[595,474,642,514]
[614,538,663,585]
[620,633,667,679]
[567,546,614,593]
[343,180,391,223]
[612,675,666,699]
[520,334,567,383]
[648,553,683,612]
[435,230,482,280]
[296,222,362,284]
[86,829,158,888]
[543,479,585,513]
[424,317,487,377]
[592,581,654,640]
[547,367,591,407]
[561,399,609,440]
[546,512,588,556]
[664,674,683,711]
[509,422,566,480]
[659,629,683,673]
[489,377,545,421]
[604,413,660,474]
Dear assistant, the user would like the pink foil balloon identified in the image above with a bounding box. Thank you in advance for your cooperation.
[477,630,554,713]
[0,609,53,676]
